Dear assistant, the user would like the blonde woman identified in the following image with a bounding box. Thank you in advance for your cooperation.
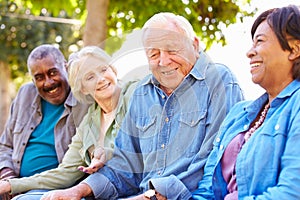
[0,46,138,200]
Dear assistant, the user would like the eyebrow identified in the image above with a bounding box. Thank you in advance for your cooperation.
[254,33,264,39]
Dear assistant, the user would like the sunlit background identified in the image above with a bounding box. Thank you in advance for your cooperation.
[112,0,300,100]
[207,0,299,100]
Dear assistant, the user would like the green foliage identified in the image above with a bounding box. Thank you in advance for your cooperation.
[0,0,255,89]
[0,0,82,89]
[108,0,254,48]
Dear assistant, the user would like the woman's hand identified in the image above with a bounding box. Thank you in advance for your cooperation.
[78,147,106,174]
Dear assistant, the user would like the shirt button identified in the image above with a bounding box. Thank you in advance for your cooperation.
[157,171,161,175]
[161,144,165,149]
[165,117,169,122]
[243,125,248,130]
[219,145,224,150]
[215,138,221,143]
[275,124,280,130]
[162,95,165,99]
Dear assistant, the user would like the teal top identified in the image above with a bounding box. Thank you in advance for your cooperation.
[20,99,64,177]
[10,80,138,194]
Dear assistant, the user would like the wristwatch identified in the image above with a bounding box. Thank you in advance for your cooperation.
[144,189,158,200]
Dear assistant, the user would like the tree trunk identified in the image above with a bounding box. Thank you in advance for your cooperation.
[83,0,109,48]
[0,61,13,134]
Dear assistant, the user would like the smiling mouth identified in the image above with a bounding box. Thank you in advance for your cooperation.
[44,85,60,94]
[97,83,110,91]
[250,63,261,68]
[48,88,58,94]
[162,68,178,75]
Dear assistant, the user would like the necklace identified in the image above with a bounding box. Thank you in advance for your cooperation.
[244,102,270,142]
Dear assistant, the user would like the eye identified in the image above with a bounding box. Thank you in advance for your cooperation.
[100,66,108,73]
[34,75,44,82]
[49,71,58,76]
[147,49,160,59]
[85,74,95,81]
[253,36,265,47]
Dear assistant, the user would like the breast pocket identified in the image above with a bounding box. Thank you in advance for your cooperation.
[136,116,157,153]
[11,120,26,135]
[177,110,207,157]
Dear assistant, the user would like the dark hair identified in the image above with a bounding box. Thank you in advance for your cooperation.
[251,5,300,79]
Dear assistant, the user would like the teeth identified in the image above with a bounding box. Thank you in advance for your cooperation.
[48,88,58,94]
[250,63,260,68]
[98,83,109,90]
[163,68,177,75]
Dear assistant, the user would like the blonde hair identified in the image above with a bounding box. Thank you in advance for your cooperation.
[68,46,116,104]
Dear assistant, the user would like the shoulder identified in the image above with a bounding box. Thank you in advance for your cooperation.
[13,82,38,103]
[17,82,37,96]
[209,63,239,84]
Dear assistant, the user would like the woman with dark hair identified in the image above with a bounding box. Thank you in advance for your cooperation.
[193,5,300,200]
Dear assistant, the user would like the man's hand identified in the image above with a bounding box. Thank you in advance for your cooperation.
[40,183,92,200]
[0,180,11,194]
[78,147,106,174]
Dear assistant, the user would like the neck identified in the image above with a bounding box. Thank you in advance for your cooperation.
[97,86,121,114]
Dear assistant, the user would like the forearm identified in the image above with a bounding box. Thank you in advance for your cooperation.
[73,182,93,197]
[10,168,84,194]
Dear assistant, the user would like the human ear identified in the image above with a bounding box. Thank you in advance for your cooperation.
[288,39,300,60]
[81,87,89,95]
[192,37,200,53]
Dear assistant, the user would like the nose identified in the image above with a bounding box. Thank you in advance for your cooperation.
[96,74,105,83]
[43,76,55,87]
[159,51,172,66]
[246,46,256,59]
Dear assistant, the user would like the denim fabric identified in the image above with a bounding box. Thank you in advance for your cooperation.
[84,52,244,200]
[193,80,300,199]
[11,190,89,200]
[8,81,138,194]
[12,190,50,200]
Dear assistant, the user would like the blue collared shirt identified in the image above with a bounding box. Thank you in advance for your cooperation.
[193,80,300,200]
[84,52,244,199]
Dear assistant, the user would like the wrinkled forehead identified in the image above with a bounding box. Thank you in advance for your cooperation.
[142,28,192,50]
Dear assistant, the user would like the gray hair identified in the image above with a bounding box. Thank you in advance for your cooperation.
[68,46,114,104]
[27,44,66,75]
[142,12,196,40]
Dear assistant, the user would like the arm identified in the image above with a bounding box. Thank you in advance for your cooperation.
[9,130,86,194]
[0,100,17,171]
[41,182,92,200]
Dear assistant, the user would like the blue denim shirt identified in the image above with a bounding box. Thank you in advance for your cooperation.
[193,80,300,200]
[83,51,244,199]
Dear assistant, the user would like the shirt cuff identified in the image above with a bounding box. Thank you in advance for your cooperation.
[149,174,192,199]
[83,172,118,199]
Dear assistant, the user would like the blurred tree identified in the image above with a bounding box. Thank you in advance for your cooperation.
[0,0,254,132]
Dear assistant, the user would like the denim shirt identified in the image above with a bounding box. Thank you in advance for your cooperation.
[84,51,244,200]
[193,80,300,200]
[0,82,89,176]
